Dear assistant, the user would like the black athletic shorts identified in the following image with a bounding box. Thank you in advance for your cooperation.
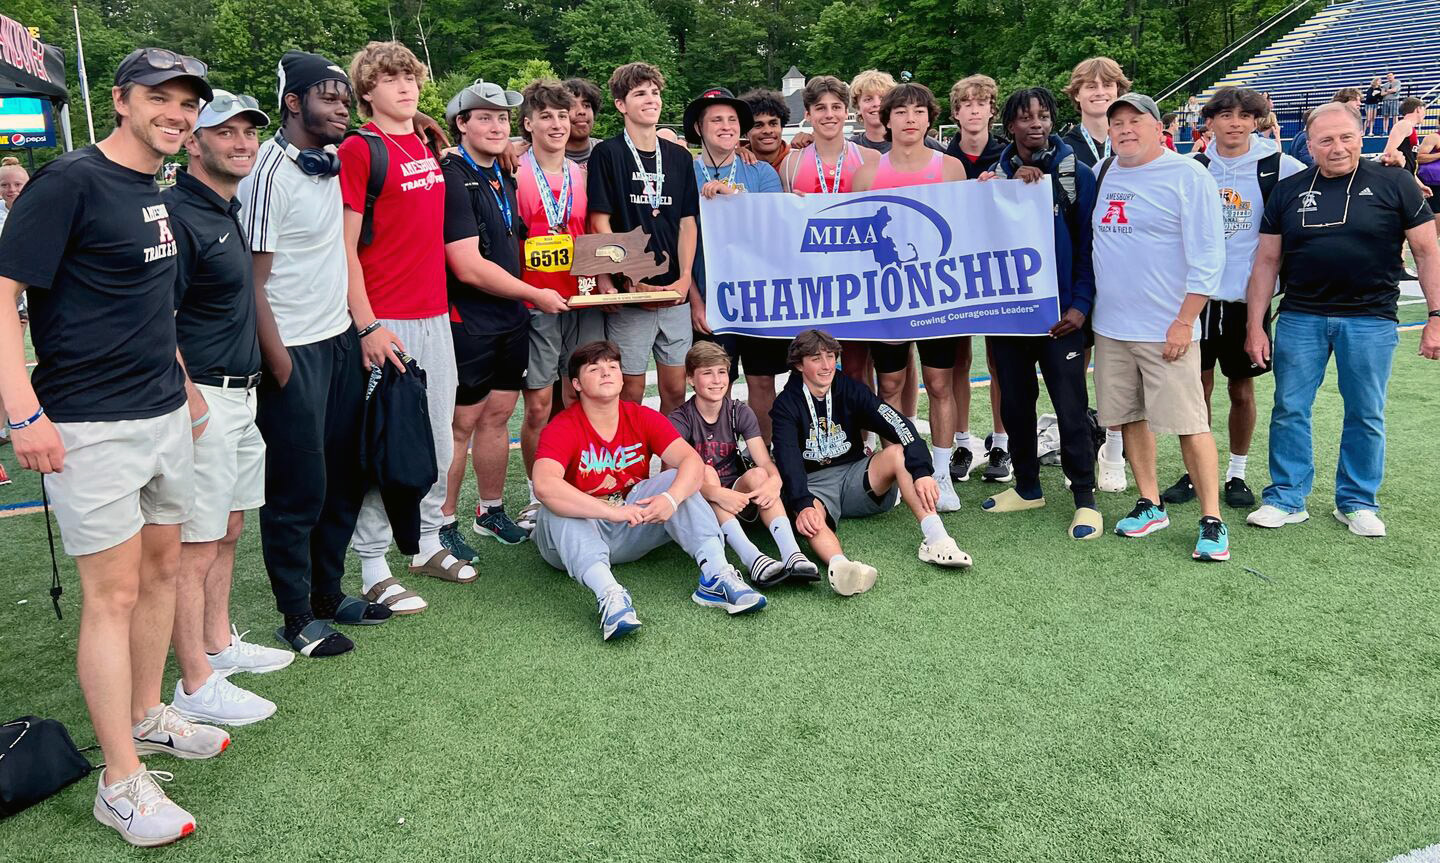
[1200,300,1270,380]
[870,338,963,373]
[736,335,790,377]
[1427,183,1440,214]
[453,321,529,406]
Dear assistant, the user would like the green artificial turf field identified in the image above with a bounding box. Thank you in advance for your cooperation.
[1,331,1437,863]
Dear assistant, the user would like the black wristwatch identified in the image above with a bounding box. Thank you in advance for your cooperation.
[1430,309,1440,319]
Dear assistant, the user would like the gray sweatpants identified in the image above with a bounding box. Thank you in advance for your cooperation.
[533,470,726,583]
[352,314,458,559]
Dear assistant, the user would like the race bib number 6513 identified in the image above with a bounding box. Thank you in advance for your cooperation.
[525,234,574,272]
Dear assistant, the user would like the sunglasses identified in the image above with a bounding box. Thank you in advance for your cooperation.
[141,48,208,78]
[205,92,260,114]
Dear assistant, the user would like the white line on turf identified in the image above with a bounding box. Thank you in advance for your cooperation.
[1385,843,1440,863]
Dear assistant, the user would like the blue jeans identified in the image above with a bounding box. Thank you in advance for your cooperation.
[1263,312,1397,514]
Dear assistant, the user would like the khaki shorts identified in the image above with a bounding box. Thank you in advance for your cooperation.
[1093,334,1210,436]
[47,406,194,556]
[182,384,266,543]
[527,308,606,388]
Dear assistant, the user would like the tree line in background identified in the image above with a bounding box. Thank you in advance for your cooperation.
[9,0,1297,160]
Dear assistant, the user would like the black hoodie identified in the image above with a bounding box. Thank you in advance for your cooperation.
[944,133,1008,179]
[770,372,932,515]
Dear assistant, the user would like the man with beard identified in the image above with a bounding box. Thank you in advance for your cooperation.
[0,48,227,846]
[239,51,391,660]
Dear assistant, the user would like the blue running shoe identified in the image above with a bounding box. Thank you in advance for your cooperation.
[1115,497,1170,537]
[692,566,768,615]
[1193,516,1231,562]
[597,586,640,641]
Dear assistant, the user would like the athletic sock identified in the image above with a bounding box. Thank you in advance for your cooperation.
[480,498,502,511]
[1016,484,1044,501]
[695,537,729,579]
[309,593,344,621]
[282,612,315,642]
[1105,429,1124,459]
[409,529,445,567]
[720,519,762,567]
[931,445,953,477]
[1227,453,1248,482]
[954,431,971,449]
[360,556,392,594]
[580,562,620,600]
[991,432,1009,452]
[767,515,803,560]
[919,514,948,545]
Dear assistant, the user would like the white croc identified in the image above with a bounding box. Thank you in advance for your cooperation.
[918,536,973,568]
[827,559,878,597]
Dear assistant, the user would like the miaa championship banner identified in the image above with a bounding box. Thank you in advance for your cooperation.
[701,179,1060,340]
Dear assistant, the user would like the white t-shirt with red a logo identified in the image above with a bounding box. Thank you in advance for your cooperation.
[1091,149,1225,343]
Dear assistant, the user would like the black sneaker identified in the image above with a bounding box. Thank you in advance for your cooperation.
[1161,473,1196,505]
[949,446,975,482]
[474,506,529,544]
[1224,477,1256,508]
[439,521,478,562]
[982,448,1013,483]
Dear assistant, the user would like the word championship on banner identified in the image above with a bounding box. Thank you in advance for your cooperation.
[701,179,1061,341]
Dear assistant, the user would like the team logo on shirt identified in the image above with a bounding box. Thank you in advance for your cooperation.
[141,203,176,262]
[1297,190,1321,213]
[629,170,672,208]
[400,157,443,193]
[802,417,851,463]
[1219,187,1253,237]
[1096,193,1134,234]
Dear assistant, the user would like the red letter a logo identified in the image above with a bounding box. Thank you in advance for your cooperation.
[1101,200,1128,224]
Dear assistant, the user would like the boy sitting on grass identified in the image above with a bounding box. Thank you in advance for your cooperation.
[669,341,820,587]
[771,329,973,597]
[532,340,767,641]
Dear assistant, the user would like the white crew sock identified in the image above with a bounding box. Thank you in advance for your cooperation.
[360,555,393,594]
[933,445,953,478]
[695,537,729,578]
[767,515,803,560]
[480,497,502,511]
[1104,429,1125,461]
[527,479,537,504]
[721,519,762,567]
[991,432,1009,452]
[919,514,948,545]
[581,562,620,600]
[1227,453,1248,482]
[954,431,971,448]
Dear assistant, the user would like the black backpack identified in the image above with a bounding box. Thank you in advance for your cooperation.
[343,127,387,247]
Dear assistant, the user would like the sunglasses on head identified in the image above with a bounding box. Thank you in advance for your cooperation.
[142,48,208,78]
[206,92,260,113]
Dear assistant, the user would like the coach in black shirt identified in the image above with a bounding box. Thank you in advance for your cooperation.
[1243,101,1440,538]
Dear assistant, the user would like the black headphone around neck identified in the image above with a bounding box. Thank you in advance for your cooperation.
[274,129,341,178]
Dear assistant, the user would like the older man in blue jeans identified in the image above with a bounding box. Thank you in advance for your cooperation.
[1243,102,1440,537]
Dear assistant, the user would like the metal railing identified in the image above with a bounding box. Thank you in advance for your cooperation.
[1156,0,1328,106]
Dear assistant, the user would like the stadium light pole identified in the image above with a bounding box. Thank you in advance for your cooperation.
[72,2,95,144]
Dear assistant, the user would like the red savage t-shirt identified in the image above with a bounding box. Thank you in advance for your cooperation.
[338,123,447,319]
[535,400,680,498]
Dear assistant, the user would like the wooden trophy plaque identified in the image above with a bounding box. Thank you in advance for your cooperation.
[568,226,684,307]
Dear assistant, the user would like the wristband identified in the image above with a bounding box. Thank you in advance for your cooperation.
[357,320,382,339]
[191,410,211,429]
[661,491,679,512]
[6,406,43,430]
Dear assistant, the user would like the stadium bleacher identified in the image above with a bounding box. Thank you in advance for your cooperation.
[1191,0,1439,140]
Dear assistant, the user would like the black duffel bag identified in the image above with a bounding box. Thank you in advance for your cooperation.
[0,716,92,818]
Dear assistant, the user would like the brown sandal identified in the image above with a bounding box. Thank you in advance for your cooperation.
[362,577,428,615]
[407,550,478,584]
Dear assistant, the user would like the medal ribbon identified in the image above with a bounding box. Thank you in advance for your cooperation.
[525,152,572,233]
[624,130,665,212]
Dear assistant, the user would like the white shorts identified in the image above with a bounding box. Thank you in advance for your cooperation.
[47,406,194,556]
[182,384,266,543]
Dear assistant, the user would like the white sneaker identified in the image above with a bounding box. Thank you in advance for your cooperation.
[93,766,195,847]
[827,559,878,597]
[132,704,231,760]
[1097,441,1128,493]
[1246,505,1310,529]
[208,625,295,675]
[1334,508,1386,537]
[935,474,961,512]
[172,671,276,727]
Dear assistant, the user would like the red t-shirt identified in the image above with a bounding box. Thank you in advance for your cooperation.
[515,153,589,302]
[338,123,447,319]
[535,400,680,498]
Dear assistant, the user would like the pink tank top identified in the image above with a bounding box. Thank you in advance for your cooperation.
[869,150,945,189]
[790,142,864,193]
